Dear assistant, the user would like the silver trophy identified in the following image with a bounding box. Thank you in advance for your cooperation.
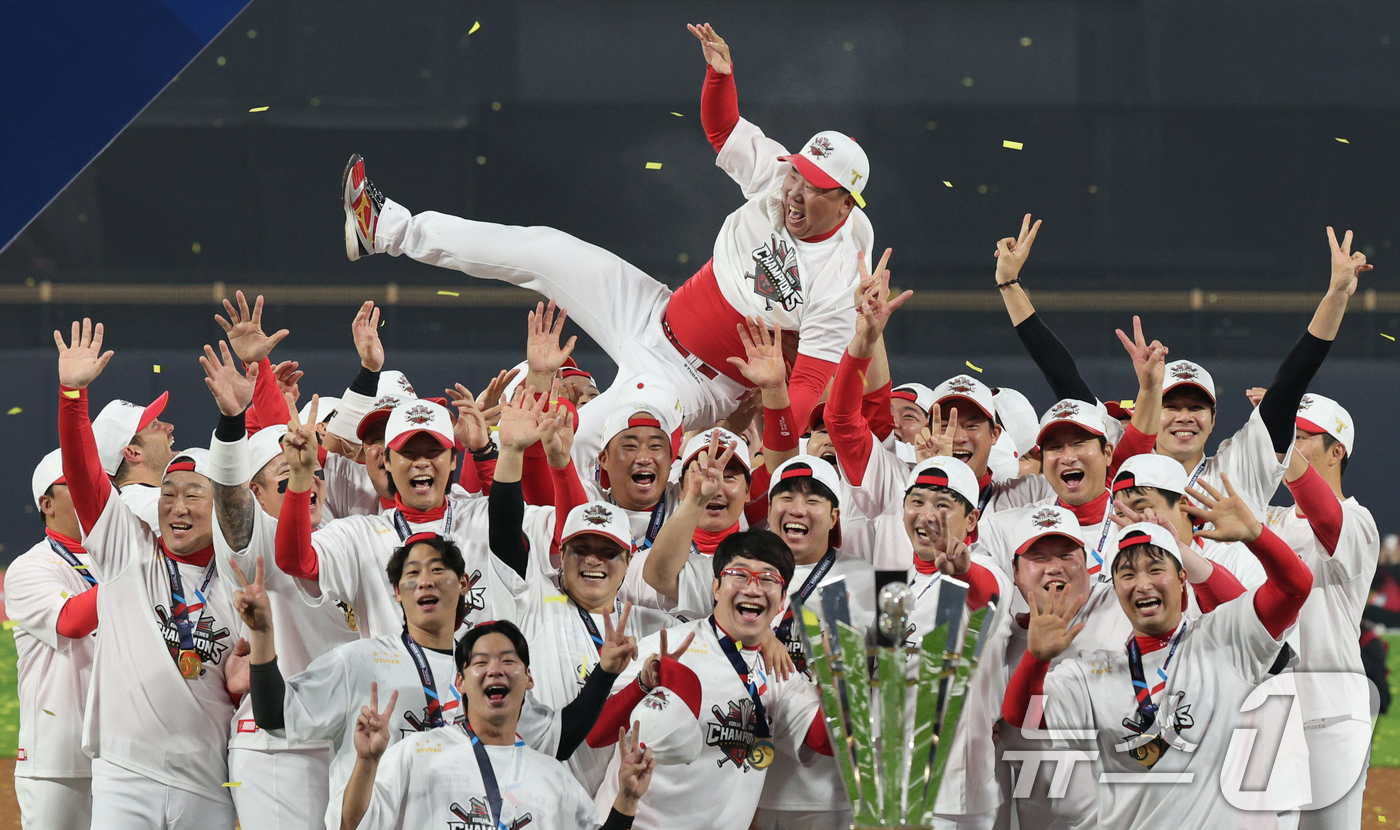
[796,575,994,829]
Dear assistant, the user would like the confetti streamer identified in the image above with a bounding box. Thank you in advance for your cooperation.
[7,406,21,415]
[965,360,983,373]
[153,365,161,373]
[943,181,952,187]
[468,21,480,35]
[248,106,269,113]
[852,192,866,208]
[436,290,460,297]
[222,782,243,788]
[1383,333,1396,341]
[43,709,55,716]
[1002,140,1024,150]
[2,621,17,630]
[1335,137,1350,144]
[645,162,663,170]
[670,112,684,117]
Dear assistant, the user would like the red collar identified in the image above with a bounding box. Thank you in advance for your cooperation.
[394,496,448,523]
[45,528,85,554]
[796,215,848,244]
[1057,490,1111,525]
[159,538,214,567]
[977,471,992,492]
[692,523,739,556]
[379,496,396,511]
[1133,632,1174,654]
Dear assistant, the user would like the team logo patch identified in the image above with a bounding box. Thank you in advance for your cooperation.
[582,504,613,526]
[396,375,417,396]
[705,698,761,769]
[1168,362,1199,381]
[372,395,402,410]
[336,600,359,632]
[1049,400,1081,420]
[403,403,435,426]
[1297,394,1314,411]
[448,799,532,829]
[747,236,804,312]
[465,570,487,612]
[807,136,834,158]
[944,376,977,396]
[1031,507,1063,529]
[154,605,231,676]
[642,689,671,711]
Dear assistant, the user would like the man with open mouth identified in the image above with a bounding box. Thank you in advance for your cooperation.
[582,386,685,552]
[338,620,655,830]
[1003,476,1312,829]
[338,22,877,482]
[91,387,175,532]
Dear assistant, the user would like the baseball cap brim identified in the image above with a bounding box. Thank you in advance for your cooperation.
[561,527,632,553]
[938,394,994,421]
[779,154,843,190]
[1015,530,1084,557]
[1034,417,1106,450]
[1295,416,1329,437]
[1164,380,1215,404]
[386,428,454,452]
[139,391,170,431]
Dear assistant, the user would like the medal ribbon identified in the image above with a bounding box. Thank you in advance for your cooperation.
[610,492,667,550]
[48,537,96,586]
[162,553,216,659]
[392,498,453,542]
[710,617,771,739]
[401,628,457,729]
[1126,621,1188,724]
[772,548,838,652]
[464,725,526,830]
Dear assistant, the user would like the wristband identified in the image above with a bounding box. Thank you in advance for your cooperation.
[207,432,252,486]
[997,278,1021,290]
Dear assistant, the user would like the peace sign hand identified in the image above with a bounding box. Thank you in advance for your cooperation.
[933,522,972,577]
[914,403,958,462]
[682,430,738,505]
[598,603,639,674]
[54,318,114,390]
[283,393,320,480]
[1184,474,1262,544]
[215,290,289,365]
[1325,226,1372,297]
[229,555,273,633]
[354,682,399,762]
[994,213,1042,285]
[638,628,696,691]
[1115,315,1168,391]
[616,721,656,806]
[852,248,908,349]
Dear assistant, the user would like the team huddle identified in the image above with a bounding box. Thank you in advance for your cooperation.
[8,22,1383,830]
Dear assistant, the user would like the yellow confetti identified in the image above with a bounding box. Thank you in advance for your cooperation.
[222,782,243,788]
[2,620,16,630]
[943,181,952,187]
[1382,333,1396,341]
[1335,137,1349,144]
[1003,140,1024,150]
[1120,399,1136,408]
[61,389,80,399]
[468,21,480,35]
[852,192,867,209]
[965,360,983,373]
[42,709,55,716]
[153,365,161,373]
[670,112,684,117]
[248,106,269,113]
[7,406,20,415]
[436,290,460,297]
[645,162,663,170]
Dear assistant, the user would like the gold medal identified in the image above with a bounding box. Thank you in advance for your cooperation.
[338,601,359,632]
[747,738,775,769]
[178,648,203,680]
[1130,737,1163,769]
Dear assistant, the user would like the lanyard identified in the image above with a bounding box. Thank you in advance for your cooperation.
[463,725,525,830]
[48,537,96,586]
[401,628,457,729]
[710,617,771,739]
[1089,506,1116,576]
[575,601,606,651]
[1126,621,1187,726]
[162,554,216,655]
[392,499,453,542]
[610,492,667,549]
[977,483,992,514]
[772,549,838,654]
[1185,458,1208,494]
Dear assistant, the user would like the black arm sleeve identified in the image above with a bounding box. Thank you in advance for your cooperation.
[487,480,530,580]
[215,412,247,442]
[1014,313,1097,404]
[601,808,636,830]
[249,657,286,730]
[555,667,620,761]
[349,366,380,397]
[1258,332,1332,455]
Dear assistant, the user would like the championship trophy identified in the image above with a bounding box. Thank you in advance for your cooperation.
[795,575,995,829]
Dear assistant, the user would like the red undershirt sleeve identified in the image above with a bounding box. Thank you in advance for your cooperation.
[1248,526,1314,638]
[745,466,771,527]
[1285,465,1343,555]
[519,442,555,506]
[58,387,112,534]
[1191,561,1246,613]
[586,679,651,748]
[963,562,1000,611]
[55,589,99,639]
[247,358,287,436]
[551,460,589,550]
[1002,652,1050,729]
[863,381,895,443]
[701,67,739,152]
[824,352,875,486]
[787,354,839,445]
[804,712,834,755]
[457,453,483,495]
[274,488,319,581]
[1107,423,1157,480]
[474,457,497,494]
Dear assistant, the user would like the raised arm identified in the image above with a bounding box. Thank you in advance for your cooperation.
[323,301,385,457]
[689,23,737,151]
[274,396,322,581]
[1111,315,1167,474]
[340,683,398,830]
[643,434,737,598]
[1284,460,1343,554]
[727,317,799,470]
[216,290,291,436]
[54,319,116,534]
[201,341,260,551]
[491,389,556,579]
[1002,586,1085,729]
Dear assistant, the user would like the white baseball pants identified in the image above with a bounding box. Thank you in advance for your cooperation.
[15,775,90,829]
[90,758,236,830]
[1297,718,1371,830]
[227,746,331,830]
[376,201,747,466]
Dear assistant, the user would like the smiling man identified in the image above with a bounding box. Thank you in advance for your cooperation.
[583,388,685,551]
[91,391,176,530]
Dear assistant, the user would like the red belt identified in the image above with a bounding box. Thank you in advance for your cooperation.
[662,315,720,380]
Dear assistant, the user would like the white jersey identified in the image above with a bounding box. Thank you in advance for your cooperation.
[1265,497,1379,724]
[280,633,561,830]
[594,618,822,830]
[1041,589,1290,829]
[322,451,383,519]
[302,496,553,637]
[494,555,676,793]
[214,505,361,750]
[118,482,160,529]
[977,495,1118,583]
[6,535,98,779]
[710,118,873,365]
[845,436,917,571]
[356,726,601,830]
[80,493,241,801]
[1189,405,1290,518]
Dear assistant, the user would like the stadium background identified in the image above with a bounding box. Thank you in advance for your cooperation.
[3,1,1400,824]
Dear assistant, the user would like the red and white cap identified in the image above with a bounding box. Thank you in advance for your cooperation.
[300,397,340,425]
[560,502,634,553]
[933,375,996,421]
[1295,392,1354,456]
[1034,399,1106,450]
[599,383,685,487]
[31,448,65,509]
[92,392,170,476]
[1112,453,1188,497]
[1163,360,1216,404]
[680,428,752,475]
[378,370,416,398]
[164,448,212,480]
[1010,505,1085,556]
[630,659,704,765]
[770,455,844,548]
[779,131,871,205]
[904,457,980,508]
[356,394,411,442]
[1113,521,1182,566]
[991,386,1039,457]
[248,426,290,478]
[385,400,455,452]
[891,382,935,414]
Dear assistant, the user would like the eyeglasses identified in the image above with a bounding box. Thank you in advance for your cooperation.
[719,567,786,590]
[277,469,325,494]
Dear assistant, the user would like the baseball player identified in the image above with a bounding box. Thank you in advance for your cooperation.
[7,450,98,829]
[1002,475,1312,829]
[55,319,244,829]
[338,621,654,830]
[340,22,877,468]
[1264,393,1379,828]
[90,389,174,530]
[581,384,685,551]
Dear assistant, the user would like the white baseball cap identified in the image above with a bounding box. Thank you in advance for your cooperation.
[356,393,411,442]
[780,131,870,204]
[599,383,684,488]
[1112,454,1188,498]
[1034,399,1106,450]
[770,455,843,549]
[904,456,980,508]
[385,400,455,452]
[680,428,752,476]
[1163,360,1217,404]
[31,449,65,509]
[248,426,290,478]
[933,375,996,422]
[560,502,634,553]
[92,392,170,476]
[891,383,935,415]
[991,386,1039,457]
[631,659,705,765]
[1295,392,1354,456]
[378,370,416,398]
[300,397,340,425]
[164,447,212,480]
[1009,505,1085,556]
[1113,521,1182,567]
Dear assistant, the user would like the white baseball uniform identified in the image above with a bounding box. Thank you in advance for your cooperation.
[321,451,384,519]
[1183,406,1290,518]
[118,482,160,530]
